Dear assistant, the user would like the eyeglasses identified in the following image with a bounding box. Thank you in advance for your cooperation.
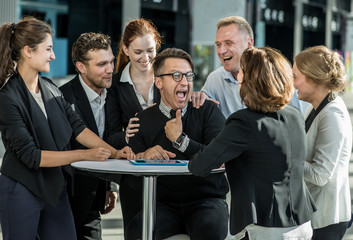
[157,72,195,82]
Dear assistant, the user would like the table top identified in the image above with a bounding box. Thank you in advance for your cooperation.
[71,159,224,177]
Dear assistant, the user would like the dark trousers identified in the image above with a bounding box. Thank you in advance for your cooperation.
[70,174,105,240]
[0,175,76,240]
[75,210,102,240]
[119,176,143,239]
[312,221,349,240]
[126,198,229,240]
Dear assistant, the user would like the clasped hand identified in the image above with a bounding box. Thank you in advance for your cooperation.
[84,146,135,161]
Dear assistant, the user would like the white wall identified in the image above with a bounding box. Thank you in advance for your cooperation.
[191,0,246,45]
[345,20,353,52]
[122,0,141,32]
[0,0,17,25]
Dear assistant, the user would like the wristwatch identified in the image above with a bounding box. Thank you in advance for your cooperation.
[172,132,186,148]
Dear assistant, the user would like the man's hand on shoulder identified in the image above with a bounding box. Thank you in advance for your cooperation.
[190,92,219,109]
[125,117,140,143]
[143,145,176,160]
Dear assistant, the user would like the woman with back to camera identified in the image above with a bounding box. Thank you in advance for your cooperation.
[0,17,134,240]
[105,18,162,235]
[293,45,352,240]
[189,46,316,240]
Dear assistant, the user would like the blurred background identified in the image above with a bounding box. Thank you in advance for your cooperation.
[1,0,353,91]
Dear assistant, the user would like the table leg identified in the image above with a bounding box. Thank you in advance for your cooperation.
[142,176,157,240]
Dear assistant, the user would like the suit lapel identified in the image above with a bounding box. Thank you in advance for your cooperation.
[38,76,73,151]
[119,82,143,113]
[24,82,58,150]
[71,76,99,135]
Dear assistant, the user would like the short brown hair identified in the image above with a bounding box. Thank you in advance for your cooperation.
[294,45,346,100]
[217,16,254,39]
[153,48,194,76]
[240,47,293,113]
[72,32,111,72]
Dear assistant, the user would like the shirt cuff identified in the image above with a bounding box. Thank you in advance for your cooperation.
[174,135,190,152]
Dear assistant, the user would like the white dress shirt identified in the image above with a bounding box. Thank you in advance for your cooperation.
[120,62,154,110]
[79,75,106,138]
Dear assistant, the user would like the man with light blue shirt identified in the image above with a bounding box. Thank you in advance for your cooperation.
[191,16,307,118]
[201,66,246,118]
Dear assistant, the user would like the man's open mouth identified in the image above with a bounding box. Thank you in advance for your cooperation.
[176,90,187,99]
[223,56,232,61]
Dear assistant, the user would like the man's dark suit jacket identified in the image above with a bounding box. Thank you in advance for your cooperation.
[59,75,118,225]
[189,105,316,235]
[0,73,85,206]
[105,72,160,142]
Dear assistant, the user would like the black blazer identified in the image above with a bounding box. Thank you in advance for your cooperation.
[105,72,160,143]
[0,73,86,206]
[189,106,316,235]
[59,75,117,223]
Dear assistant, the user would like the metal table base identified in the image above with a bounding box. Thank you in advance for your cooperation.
[142,176,157,240]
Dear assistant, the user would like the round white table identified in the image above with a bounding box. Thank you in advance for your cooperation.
[72,159,224,240]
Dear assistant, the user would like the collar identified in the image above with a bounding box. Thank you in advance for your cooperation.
[79,74,107,102]
[120,62,134,85]
[223,67,239,84]
[159,100,188,119]
[120,62,155,89]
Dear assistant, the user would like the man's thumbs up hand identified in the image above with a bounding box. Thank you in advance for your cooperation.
[165,109,183,142]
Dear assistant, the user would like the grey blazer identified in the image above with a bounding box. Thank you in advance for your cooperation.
[304,96,352,229]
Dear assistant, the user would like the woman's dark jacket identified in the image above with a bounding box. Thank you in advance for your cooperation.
[0,74,85,206]
[189,105,316,235]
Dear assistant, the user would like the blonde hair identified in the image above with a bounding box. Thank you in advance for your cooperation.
[217,16,253,39]
[294,45,346,100]
[240,47,293,113]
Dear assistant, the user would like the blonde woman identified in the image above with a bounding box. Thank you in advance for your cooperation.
[293,45,352,240]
